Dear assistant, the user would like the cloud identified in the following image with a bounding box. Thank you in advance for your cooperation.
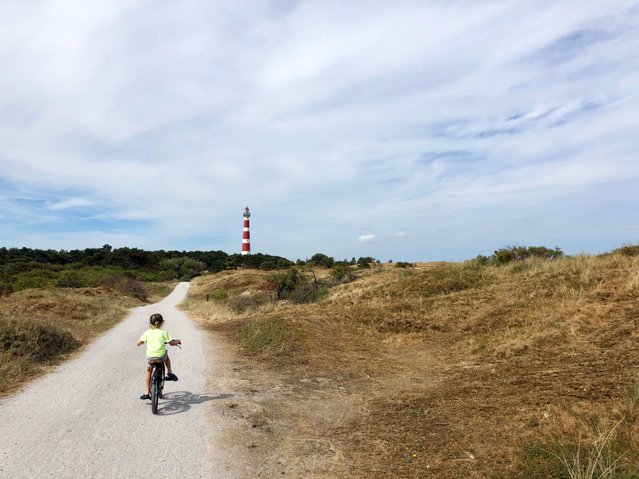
[47,197,94,210]
[357,234,376,243]
[0,1,638,260]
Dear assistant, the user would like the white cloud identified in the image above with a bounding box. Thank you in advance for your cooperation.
[47,197,94,210]
[0,1,638,260]
[357,234,376,243]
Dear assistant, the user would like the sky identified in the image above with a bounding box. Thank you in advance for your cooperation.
[1,0,638,262]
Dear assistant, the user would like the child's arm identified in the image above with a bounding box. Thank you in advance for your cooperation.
[136,339,145,346]
[168,339,181,346]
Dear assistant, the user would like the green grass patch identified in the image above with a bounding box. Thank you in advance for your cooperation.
[237,316,287,354]
[517,441,568,479]
[212,290,228,301]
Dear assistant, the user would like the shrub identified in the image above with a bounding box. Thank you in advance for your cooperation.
[395,262,414,269]
[269,268,305,298]
[473,255,491,266]
[613,244,639,257]
[266,268,327,303]
[259,261,276,271]
[0,317,80,362]
[493,246,563,265]
[119,279,149,302]
[330,264,355,283]
[159,257,206,280]
[211,290,228,301]
[285,284,326,304]
[56,269,86,288]
[309,253,334,268]
[357,257,376,269]
[12,270,56,290]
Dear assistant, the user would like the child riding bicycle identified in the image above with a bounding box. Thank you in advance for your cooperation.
[136,313,181,400]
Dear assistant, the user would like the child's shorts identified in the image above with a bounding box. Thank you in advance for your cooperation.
[146,352,167,367]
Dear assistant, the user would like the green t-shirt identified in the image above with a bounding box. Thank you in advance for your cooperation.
[139,328,172,358]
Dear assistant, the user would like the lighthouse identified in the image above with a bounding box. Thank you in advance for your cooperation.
[241,207,251,255]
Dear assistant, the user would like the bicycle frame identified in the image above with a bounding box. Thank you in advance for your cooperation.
[147,342,179,415]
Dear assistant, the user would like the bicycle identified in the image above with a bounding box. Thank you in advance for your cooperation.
[148,342,181,415]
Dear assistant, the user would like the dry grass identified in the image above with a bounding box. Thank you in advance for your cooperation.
[0,287,139,395]
[185,252,639,478]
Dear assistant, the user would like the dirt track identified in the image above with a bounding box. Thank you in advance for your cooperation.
[0,282,237,479]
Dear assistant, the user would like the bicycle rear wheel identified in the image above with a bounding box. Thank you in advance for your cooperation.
[150,370,159,414]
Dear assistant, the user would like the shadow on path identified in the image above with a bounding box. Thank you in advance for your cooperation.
[158,391,234,415]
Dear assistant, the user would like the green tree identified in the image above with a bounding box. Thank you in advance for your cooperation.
[309,253,334,268]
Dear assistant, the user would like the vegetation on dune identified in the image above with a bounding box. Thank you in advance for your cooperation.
[0,245,380,296]
[237,316,288,354]
[475,244,565,265]
[0,245,294,294]
[0,287,137,394]
[184,244,639,478]
[6,239,639,476]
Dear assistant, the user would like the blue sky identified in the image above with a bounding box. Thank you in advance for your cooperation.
[1,0,638,261]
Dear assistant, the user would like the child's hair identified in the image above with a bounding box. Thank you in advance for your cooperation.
[149,313,164,328]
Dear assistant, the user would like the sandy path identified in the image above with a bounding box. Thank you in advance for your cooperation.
[0,282,231,479]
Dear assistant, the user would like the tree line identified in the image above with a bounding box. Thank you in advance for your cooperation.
[0,245,292,294]
[0,244,383,295]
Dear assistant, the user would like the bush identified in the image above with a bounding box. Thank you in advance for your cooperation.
[259,261,276,271]
[493,246,563,265]
[211,290,228,301]
[330,264,355,283]
[309,253,334,268]
[473,255,491,266]
[0,318,80,362]
[159,257,206,280]
[12,270,56,290]
[285,284,326,304]
[266,268,327,304]
[395,262,414,269]
[357,257,376,269]
[613,244,639,257]
[56,269,86,288]
[119,279,149,301]
[269,268,305,298]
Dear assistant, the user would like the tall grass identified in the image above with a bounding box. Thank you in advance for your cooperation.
[0,287,134,394]
[237,316,287,354]
[554,420,627,479]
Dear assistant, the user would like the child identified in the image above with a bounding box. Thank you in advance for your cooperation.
[136,313,181,400]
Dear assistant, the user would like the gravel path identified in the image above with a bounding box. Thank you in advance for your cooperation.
[0,282,225,479]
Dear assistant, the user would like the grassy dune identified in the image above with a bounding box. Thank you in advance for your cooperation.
[0,287,143,395]
[186,250,639,478]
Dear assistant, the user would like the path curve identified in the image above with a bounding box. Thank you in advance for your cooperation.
[0,282,222,479]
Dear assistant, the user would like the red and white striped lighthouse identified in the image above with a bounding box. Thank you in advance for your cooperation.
[241,206,251,255]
